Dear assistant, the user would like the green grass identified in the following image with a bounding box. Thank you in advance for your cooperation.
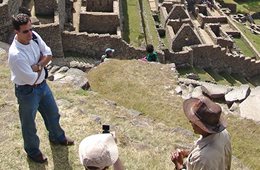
[1,55,260,169]
[230,73,253,85]
[178,66,217,83]
[255,19,260,25]
[205,68,232,85]
[247,74,260,86]
[223,0,260,13]
[142,0,160,50]
[88,60,260,169]
[219,71,241,86]
[122,0,144,47]
[235,22,260,54]
[233,38,255,57]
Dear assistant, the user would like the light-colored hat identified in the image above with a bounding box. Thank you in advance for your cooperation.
[183,96,227,134]
[79,134,119,169]
[105,48,115,53]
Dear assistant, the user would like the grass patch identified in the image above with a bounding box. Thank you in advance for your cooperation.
[178,66,217,82]
[255,19,260,25]
[219,71,241,86]
[142,0,160,50]
[88,60,260,169]
[1,54,260,169]
[204,68,231,85]
[230,73,254,86]
[233,38,255,57]
[235,22,260,54]
[223,0,260,13]
[247,74,260,86]
[122,0,144,47]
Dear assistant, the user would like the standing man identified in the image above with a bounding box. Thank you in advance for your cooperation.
[171,96,231,170]
[8,13,74,163]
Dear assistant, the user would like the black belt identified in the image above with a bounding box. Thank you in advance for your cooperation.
[16,80,46,88]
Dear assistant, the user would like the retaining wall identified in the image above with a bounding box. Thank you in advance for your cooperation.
[33,23,64,57]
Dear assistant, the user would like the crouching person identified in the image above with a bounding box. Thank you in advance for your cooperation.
[79,133,124,170]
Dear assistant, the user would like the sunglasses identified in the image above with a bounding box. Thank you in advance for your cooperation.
[21,28,33,34]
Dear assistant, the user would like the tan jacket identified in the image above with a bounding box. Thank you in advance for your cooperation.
[186,129,232,170]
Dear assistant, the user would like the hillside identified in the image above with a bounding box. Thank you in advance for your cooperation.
[0,52,259,169]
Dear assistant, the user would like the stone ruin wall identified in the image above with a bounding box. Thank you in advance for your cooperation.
[86,0,114,12]
[218,1,236,13]
[62,31,164,62]
[167,19,192,35]
[33,23,64,57]
[205,24,233,48]
[34,0,56,16]
[80,0,120,34]
[56,0,65,30]
[197,13,227,28]
[0,0,22,42]
[0,3,11,42]
[164,44,260,77]
[79,13,119,34]
[1,0,260,78]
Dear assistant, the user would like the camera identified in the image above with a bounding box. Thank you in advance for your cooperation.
[102,124,110,134]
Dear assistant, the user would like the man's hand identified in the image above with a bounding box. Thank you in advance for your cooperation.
[171,149,189,170]
[31,64,40,72]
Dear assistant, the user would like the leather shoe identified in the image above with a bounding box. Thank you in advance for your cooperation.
[27,152,47,163]
[50,136,74,146]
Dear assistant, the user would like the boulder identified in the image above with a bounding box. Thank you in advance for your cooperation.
[239,87,260,122]
[191,86,203,98]
[201,83,232,99]
[225,85,250,103]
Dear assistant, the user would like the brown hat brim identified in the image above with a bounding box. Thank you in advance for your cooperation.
[183,98,226,134]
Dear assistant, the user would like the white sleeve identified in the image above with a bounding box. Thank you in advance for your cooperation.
[10,57,38,85]
[32,31,52,56]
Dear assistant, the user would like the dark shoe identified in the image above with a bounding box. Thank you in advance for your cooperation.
[50,136,74,146]
[27,152,47,163]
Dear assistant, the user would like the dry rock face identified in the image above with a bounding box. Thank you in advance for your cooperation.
[176,78,260,122]
[224,85,250,103]
[47,62,94,90]
[239,87,260,122]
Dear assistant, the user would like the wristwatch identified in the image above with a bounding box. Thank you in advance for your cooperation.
[37,63,42,71]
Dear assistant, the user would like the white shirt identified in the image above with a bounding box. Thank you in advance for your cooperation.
[8,31,52,85]
[186,129,232,170]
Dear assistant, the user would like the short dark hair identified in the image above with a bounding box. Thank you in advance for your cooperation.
[146,44,154,53]
[12,13,31,31]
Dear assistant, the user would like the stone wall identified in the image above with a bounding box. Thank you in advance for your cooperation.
[160,6,168,26]
[0,3,10,42]
[57,0,65,30]
[7,0,22,16]
[86,0,114,12]
[167,5,189,20]
[34,0,56,16]
[221,2,236,13]
[197,13,227,28]
[205,24,233,48]
[61,31,167,61]
[79,12,119,34]
[164,44,260,77]
[33,23,64,57]
[164,48,192,65]
[171,24,201,52]
[167,19,192,33]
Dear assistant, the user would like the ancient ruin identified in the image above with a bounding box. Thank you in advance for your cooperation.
[0,0,260,78]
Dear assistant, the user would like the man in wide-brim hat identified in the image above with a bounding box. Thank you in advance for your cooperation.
[171,96,232,170]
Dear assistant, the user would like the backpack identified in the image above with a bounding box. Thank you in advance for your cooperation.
[32,33,48,79]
